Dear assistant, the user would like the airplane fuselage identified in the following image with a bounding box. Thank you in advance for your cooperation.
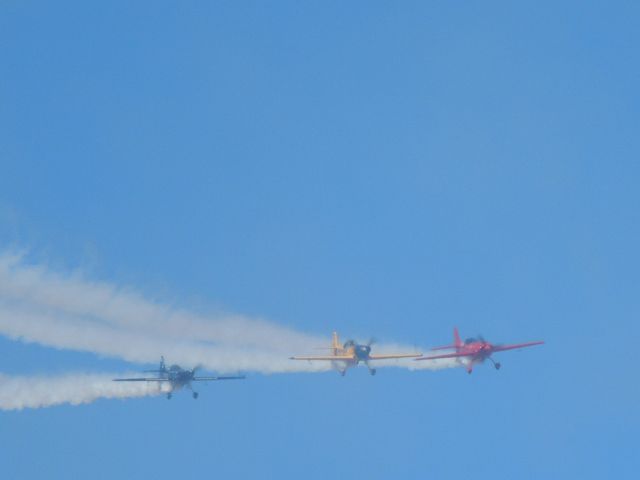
[450,339,505,372]
[164,366,195,390]
[456,342,495,362]
[332,344,372,363]
[353,345,372,361]
[330,344,376,374]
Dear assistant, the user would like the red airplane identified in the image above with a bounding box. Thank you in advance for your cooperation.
[415,327,544,373]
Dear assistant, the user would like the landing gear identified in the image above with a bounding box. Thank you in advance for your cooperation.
[488,357,501,370]
[167,392,172,400]
[364,361,376,376]
[192,392,199,399]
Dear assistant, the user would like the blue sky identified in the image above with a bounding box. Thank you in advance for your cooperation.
[1,1,639,478]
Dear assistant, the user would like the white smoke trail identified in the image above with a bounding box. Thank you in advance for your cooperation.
[0,373,169,411]
[365,342,461,371]
[0,252,316,350]
[0,300,333,374]
[0,252,329,373]
[0,251,455,374]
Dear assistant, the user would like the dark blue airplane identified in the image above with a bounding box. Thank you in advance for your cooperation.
[113,356,245,399]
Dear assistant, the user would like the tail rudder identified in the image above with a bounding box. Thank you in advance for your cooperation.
[331,331,340,354]
[453,327,462,349]
[430,327,463,351]
[160,356,166,372]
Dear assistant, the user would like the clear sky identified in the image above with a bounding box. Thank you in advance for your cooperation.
[1,1,639,479]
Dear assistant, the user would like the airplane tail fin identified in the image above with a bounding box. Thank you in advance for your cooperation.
[143,356,167,374]
[331,331,340,354]
[453,327,462,348]
[430,327,464,351]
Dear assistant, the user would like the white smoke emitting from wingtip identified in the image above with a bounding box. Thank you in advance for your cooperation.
[0,373,168,411]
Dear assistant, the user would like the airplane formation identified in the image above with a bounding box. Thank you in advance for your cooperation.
[113,328,544,399]
[113,327,544,399]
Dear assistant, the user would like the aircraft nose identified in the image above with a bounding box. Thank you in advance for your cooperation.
[358,345,371,356]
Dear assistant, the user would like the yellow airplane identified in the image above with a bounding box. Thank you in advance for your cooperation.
[290,331,421,376]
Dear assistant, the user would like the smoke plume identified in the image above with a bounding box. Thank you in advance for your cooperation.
[0,372,168,410]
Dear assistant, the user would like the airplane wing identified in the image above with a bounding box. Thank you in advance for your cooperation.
[415,352,469,361]
[112,377,167,382]
[289,355,353,361]
[368,353,422,360]
[192,376,246,381]
[491,341,544,353]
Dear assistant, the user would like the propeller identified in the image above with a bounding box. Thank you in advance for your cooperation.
[344,338,375,349]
